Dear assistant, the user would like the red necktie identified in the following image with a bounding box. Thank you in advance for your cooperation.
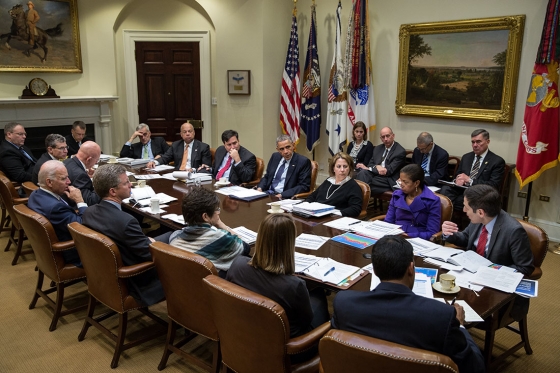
[216,156,232,180]
[476,226,488,256]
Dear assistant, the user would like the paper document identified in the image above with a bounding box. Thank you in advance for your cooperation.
[438,179,468,189]
[130,186,156,201]
[267,199,303,206]
[323,217,361,231]
[301,257,361,285]
[295,234,329,250]
[407,237,440,255]
[232,226,258,245]
[350,220,404,239]
[294,253,321,273]
[471,266,523,293]
[161,214,185,225]
[447,270,483,292]
[422,247,464,262]
[412,273,434,298]
[146,165,175,172]
[423,257,463,271]
[455,300,484,323]
[515,279,538,298]
[331,233,376,249]
[134,174,164,180]
[215,186,267,200]
[427,186,441,193]
[447,250,492,273]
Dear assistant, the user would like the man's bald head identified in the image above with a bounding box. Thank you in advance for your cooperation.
[76,141,101,168]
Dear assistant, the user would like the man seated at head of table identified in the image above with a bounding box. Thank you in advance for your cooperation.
[64,141,101,206]
[210,129,256,185]
[305,152,362,218]
[168,187,250,277]
[147,122,211,171]
[82,163,166,306]
[256,134,311,199]
[411,131,449,187]
[32,134,68,185]
[120,123,170,160]
[0,122,37,185]
[28,160,87,267]
[331,235,485,373]
[65,121,95,157]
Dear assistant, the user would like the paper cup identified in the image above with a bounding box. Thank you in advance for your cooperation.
[270,202,282,213]
[150,198,160,213]
[138,180,146,188]
[219,177,228,183]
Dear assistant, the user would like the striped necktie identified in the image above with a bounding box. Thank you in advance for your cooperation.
[143,144,149,159]
[421,153,429,172]
[470,156,482,179]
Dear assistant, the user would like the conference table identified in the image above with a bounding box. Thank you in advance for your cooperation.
[123,166,516,369]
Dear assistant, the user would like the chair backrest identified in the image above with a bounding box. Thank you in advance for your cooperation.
[516,219,548,280]
[435,192,452,223]
[203,274,292,373]
[448,156,461,181]
[67,222,136,312]
[252,157,265,182]
[319,329,459,373]
[210,147,216,165]
[355,179,371,219]
[0,175,24,229]
[309,160,319,192]
[149,242,219,341]
[22,181,39,196]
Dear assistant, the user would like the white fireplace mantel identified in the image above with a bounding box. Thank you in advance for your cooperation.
[0,96,118,154]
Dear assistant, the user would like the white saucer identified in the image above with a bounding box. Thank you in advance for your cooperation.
[267,209,284,214]
[432,282,460,294]
[214,181,230,187]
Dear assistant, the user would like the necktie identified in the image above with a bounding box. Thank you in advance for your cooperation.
[476,226,488,256]
[19,147,35,163]
[78,141,82,148]
[381,148,388,163]
[179,144,190,170]
[216,156,232,180]
[421,153,429,172]
[271,160,287,190]
[143,144,149,159]
[470,156,481,179]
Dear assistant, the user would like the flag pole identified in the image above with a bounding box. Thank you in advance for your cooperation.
[523,182,532,222]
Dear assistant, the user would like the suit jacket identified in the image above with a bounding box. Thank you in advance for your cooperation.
[412,144,449,186]
[159,139,211,170]
[363,141,407,188]
[119,137,170,159]
[445,210,534,275]
[347,141,374,166]
[82,201,164,306]
[0,140,37,183]
[332,282,485,373]
[64,135,94,157]
[27,188,86,265]
[257,152,311,198]
[63,157,100,206]
[212,145,256,185]
[33,152,58,185]
[455,150,505,189]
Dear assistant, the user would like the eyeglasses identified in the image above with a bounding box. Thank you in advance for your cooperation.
[215,207,221,212]
[12,132,26,136]
[55,146,69,150]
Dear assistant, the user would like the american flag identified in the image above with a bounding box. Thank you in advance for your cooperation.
[280,13,301,144]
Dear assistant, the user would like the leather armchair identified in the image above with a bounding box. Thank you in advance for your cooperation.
[293,161,318,199]
[240,157,265,188]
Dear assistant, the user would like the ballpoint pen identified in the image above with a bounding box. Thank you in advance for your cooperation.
[324,267,336,277]
[450,297,457,305]
[348,220,361,226]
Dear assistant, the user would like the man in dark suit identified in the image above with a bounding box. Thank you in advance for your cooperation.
[64,141,101,206]
[148,122,211,171]
[32,134,68,185]
[257,135,311,199]
[211,130,256,185]
[27,160,86,266]
[355,126,406,195]
[119,123,170,160]
[82,163,165,306]
[0,122,37,184]
[332,235,485,373]
[65,121,95,157]
[412,132,449,186]
[440,129,505,209]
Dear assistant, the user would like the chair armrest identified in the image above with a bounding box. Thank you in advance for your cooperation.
[117,261,155,278]
[52,240,75,251]
[368,215,386,222]
[240,179,261,188]
[527,268,542,281]
[430,232,443,244]
[293,191,312,199]
[14,198,28,205]
[286,321,331,354]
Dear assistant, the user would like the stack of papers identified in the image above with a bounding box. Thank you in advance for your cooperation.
[292,202,335,217]
[350,220,404,239]
[161,214,185,225]
[295,234,329,250]
[146,165,175,172]
[215,186,267,201]
[323,217,361,231]
[407,237,440,255]
[134,174,164,180]
[232,226,258,245]
[422,247,464,262]
[470,266,524,293]
[266,199,303,212]
[412,273,434,298]
[294,253,361,285]
[99,154,117,161]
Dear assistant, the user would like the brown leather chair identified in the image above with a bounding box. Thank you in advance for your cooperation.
[0,174,32,265]
[21,181,39,196]
[67,222,166,369]
[12,204,87,331]
[447,155,461,181]
[210,147,216,166]
[355,179,371,220]
[203,274,331,373]
[368,192,451,243]
[0,171,11,232]
[319,329,458,373]
[240,157,265,188]
[293,160,319,199]
[149,242,221,372]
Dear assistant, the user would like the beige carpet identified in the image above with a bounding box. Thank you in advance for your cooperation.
[0,229,558,372]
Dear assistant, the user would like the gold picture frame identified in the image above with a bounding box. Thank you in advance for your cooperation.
[395,15,525,123]
[0,0,82,72]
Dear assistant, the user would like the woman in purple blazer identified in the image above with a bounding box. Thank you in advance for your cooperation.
[384,164,441,240]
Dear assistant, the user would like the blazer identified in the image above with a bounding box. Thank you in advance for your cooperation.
[257,152,311,198]
[306,178,363,217]
[445,210,534,275]
[119,137,170,159]
[384,187,441,240]
[332,282,485,373]
[0,140,37,183]
[212,145,256,185]
[412,144,449,186]
[82,201,164,306]
[64,135,95,157]
[159,139,211,170]
[33,152,58,185]
[363,141,407,188]
[63,157,100,206]
[455,150,505,189]
[347,141,374,166]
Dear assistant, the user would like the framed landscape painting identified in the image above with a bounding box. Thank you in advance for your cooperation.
[0,0,82,72]
[395,15,525,123]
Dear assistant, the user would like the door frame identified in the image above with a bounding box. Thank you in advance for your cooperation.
[123,30,211,141]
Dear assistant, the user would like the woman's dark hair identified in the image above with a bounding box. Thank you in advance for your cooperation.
[181,187,220,225]
[352,121,368,141]
[400,163,424,185]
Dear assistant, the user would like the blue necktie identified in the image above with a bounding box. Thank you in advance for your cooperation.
[19,147,35,163]
[271,160,287,191]
[421,153,429,172]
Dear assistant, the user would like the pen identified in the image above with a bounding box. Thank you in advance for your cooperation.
[324,267,336,277]
[450,297,457,305]
[348,221,361,226]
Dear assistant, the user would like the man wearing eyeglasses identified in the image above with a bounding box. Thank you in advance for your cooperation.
[32,134,69,184]
[411,132,449,186]
[65,121,95,157]
[120,123,170,160]
[0,122,37,184]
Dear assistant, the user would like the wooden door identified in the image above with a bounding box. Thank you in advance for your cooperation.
[135,41,202,141]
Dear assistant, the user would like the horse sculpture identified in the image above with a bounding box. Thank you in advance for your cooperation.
[0,4,63,63]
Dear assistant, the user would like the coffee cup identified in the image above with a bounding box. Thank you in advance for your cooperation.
[219,177,228,184]
[108,157,118,164]
[439,273,456,291]
[270,202,282,213]
[150,198,160,213]
[137,180,146,188]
